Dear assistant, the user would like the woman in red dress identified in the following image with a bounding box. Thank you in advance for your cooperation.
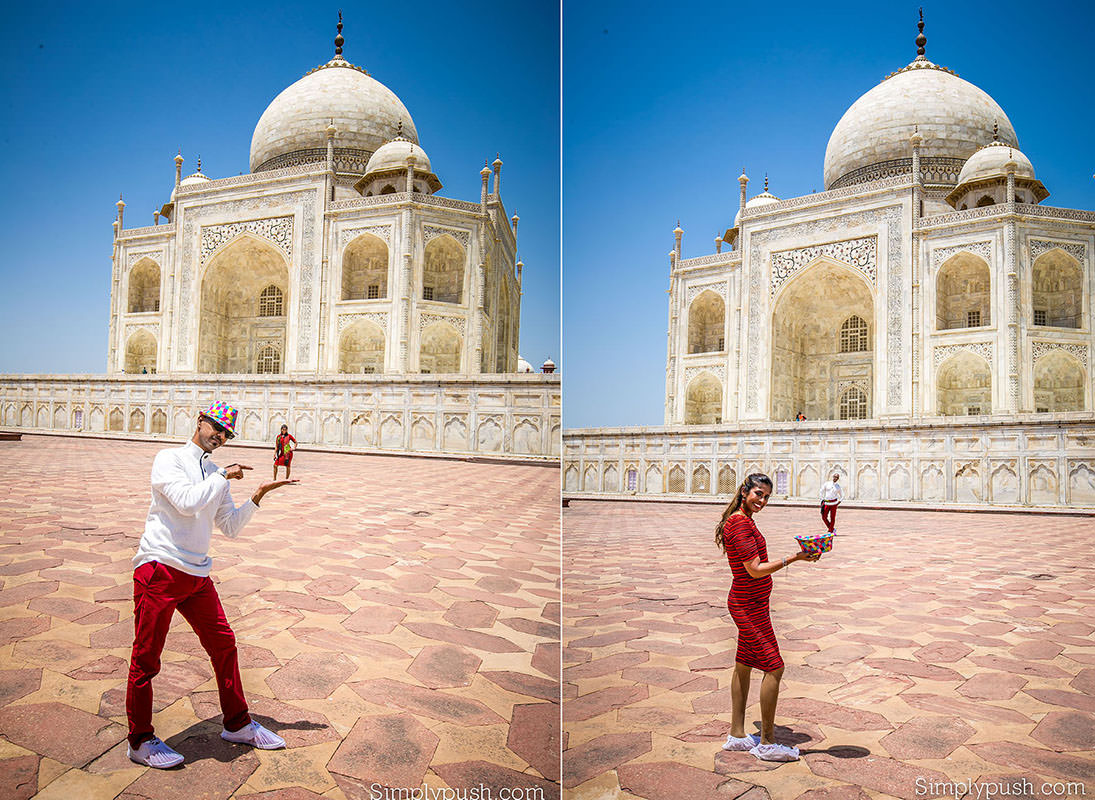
[273,425,296,480]
[717,473,820,762]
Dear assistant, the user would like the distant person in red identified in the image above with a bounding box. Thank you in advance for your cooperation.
[820,473,844,533]
[273,425,296,480]
[717,473,820,762]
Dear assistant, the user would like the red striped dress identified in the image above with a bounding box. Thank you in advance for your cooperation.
[723,514,784,671]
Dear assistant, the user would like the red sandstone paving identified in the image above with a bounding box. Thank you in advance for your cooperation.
[563,500,1095,796]
[0,436,558,797]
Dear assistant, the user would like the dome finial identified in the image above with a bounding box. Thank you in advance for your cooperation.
[196,155,202,172]
[916,8,927,57]
[992,119,999,142]
[764,173,769,192]
[335,10,345,57]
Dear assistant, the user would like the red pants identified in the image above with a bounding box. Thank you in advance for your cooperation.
[126,561,250,747]
[820,502,839,532]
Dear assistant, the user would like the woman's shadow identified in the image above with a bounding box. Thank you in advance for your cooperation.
[159,715,329,766]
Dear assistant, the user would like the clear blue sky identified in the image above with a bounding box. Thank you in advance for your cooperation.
[562,0,1095,429]
[0,0,560,374]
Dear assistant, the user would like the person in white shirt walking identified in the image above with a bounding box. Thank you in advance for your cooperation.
[126,401,298,768]
[820,474,843,533]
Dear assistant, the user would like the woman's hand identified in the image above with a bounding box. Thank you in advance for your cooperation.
[794,551,821,563]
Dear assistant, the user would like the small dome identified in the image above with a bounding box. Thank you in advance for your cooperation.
[179,170,211,187]
[516,356,533,374]
[956,141,1035,184]
[365,137,431,175]
[541,358,556,373]
[745,191,780,210]
[250,57,417,173]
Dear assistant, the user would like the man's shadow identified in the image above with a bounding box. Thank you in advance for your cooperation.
[751,723,870,758]
[161,714,329,766]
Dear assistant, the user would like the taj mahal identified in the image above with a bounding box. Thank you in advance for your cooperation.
[565,17,1095,506]
[1,20,560,459]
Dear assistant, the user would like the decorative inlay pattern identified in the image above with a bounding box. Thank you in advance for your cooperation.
[934,342,993,366]
[770,236,877,296]
[423,225,470,249]
[338,312,388,333]
[124,322,160,339]
[420,313,466,336]
[686,281,728,304]
[340,225,392,249]
[1030,239,1086,264]
[117,224,175,239]
[684,365,726,384]
[1031,341,1088,369]
[678,253,740,269]
[931,241,991,271]
[836,379,870,396]
[200,217,294,270]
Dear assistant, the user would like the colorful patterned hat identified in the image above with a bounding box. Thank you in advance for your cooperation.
[200,402,238,437]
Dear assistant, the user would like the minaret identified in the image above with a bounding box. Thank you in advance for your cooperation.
[492,154,502,197]
[715,234,722,254]
[116,194,126,231]
[480,160,491,210]
[910,126,923,415]
[738,169,748,223]
[673,220,683,260]
[511,214,519,239]
[174,151,183,189]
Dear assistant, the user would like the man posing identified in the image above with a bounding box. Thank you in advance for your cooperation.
[819,473,843,534]
[126,402,298,768]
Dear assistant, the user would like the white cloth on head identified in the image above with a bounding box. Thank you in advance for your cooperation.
[133,440,257,577]
[820,480,844,504]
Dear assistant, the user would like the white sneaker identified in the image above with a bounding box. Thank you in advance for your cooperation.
[220,721,285,749]
[127,737,184,768]
[750,742,800,762]
[722,733,760,751]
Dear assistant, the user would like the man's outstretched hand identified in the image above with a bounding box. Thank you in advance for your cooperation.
[251,479,300,506]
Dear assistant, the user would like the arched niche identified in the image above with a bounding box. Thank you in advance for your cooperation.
[687,291,725,354]
[1033,351,1085,412]
[339,319,385,374]
[420,321,462,374]
[342,233,389,300]
[838,386,869,419]
[937,351,991,415]
[771,260,874,421]
[128,258,161,313]
[256,343,282,374]
[1032,249,1083,329]
[423,235,464,304]
[125,329,157,374]
[936,252,990,330]
[684,372,722,424]
[198,236,289,374]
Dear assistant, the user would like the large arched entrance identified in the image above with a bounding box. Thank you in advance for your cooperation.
[422,235,464,303]
[128,258,161,313]
[1032,249,1083,329]
[688,291,725,354]
[936,352,991,415]
[198,236,289,374]
[342,233,389,300]
[936,252,990,330]
[770,260,874,420]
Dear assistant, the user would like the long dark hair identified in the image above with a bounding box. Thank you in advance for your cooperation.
[715,473,773,551]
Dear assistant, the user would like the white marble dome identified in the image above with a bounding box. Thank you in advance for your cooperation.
[365,138,431,175]
[179,171,211,187]
[957,141,1035,184]
[250,58,418,173]
[823,59,1018,190]
[734,190,780,226]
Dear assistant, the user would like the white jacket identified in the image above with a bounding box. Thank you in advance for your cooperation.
[133,441,257,577]
[820,481,844,503]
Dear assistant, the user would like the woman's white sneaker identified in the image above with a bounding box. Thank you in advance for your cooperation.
[127,737,184,768]
[750,742,800,762]
[722,733,761,751]
[221,721,285,749]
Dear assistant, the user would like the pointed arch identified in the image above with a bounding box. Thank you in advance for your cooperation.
[342,233,389,300]
[420,321,462,374]
[128,258,161,313]
[339,319,385,374]
[125,329,158,374]
[423,235,464,304]
[1032,248,1083,329]
[1033,350,1086,412]
[687,290,725,354]
[936,251,990,330]
[685,372,723,425]
[936,351,991,415]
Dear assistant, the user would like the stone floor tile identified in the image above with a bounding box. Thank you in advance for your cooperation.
[878,715,975,759]
[432,760,560,798]
[1023,689,1095,713]
[565,686,649,723]
[803,752,949,800]
[339,605,405,635]
[0,702,125,767]
[956,672,1028,700]
[1029,711,1095,751]
[120,732,260,798]
[348,678,506,726]
[0,616,51,645]
[618,760,753,799]
[561,732,651,789]
[507,702,560,781]
[326,713,438,795]
[401,622,522,653]
[481,670,560,701]
[968,741,1095,783]
[407,645,482,689]
[0,667,42,706]
[0,754,38,800]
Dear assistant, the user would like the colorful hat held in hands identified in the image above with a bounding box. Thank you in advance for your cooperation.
[200,401,239,438]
